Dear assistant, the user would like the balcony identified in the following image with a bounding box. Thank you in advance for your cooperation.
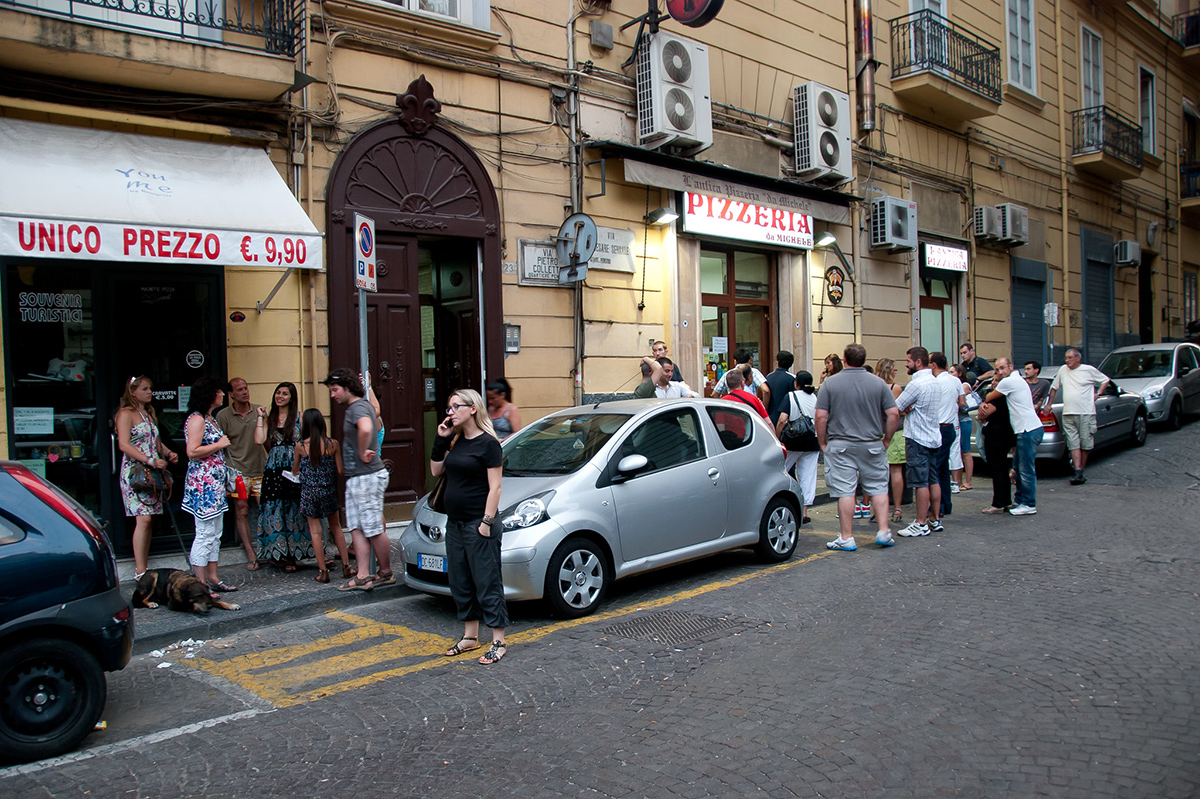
[888,10,1002,127]
[1180,163,1200,219]
[0,0,301,99]
[1071,106,1143,182]
[1174,10,1200,61]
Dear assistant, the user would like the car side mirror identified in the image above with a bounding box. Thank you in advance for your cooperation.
[611,454,649,483]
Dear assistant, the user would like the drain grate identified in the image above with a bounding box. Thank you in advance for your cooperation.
[602,610,748,647]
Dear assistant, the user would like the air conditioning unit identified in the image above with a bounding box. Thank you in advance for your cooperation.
[996,202,1029,246]
[636,32,713,152]
[869,196,918,251]
[793,82,853,185]
[972,205,1001,241]
[1115,239,1141,266]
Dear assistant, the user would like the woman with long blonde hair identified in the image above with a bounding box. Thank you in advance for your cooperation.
[115,375,178,579]
[430,388,508,664]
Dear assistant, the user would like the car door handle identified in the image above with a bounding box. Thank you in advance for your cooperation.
[708,467,720,483]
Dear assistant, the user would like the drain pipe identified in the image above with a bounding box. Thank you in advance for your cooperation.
[855,0,877,132]
[567,1,584,405]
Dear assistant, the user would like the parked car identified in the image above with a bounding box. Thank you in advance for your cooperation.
[974,380,1148,468]
[400,398,802,618]
[1096,342,1200,429]
[0,461,133,764]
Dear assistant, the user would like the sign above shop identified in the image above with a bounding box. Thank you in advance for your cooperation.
[922,242,969,273]
[623,160,850,226]
[682,192,814,249]
[0,118,323,268]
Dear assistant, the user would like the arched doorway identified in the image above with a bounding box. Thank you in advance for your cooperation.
[326,76,503,504]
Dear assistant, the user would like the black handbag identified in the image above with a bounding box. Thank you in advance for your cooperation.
[429,473,448,514]
[780,391,819,451]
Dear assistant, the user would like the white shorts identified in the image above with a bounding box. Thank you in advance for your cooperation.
[345,470,388,537]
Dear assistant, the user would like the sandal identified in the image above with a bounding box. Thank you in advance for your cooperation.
[337,575,374,592]
[478,641,507,665]
[282,559,297,573]
[444,636,479,657]
[209,580,238,592]
[981,506,1007,514]
[342,564,354,579]
[245,560,261,571]
[890,509,902,524]
[315,569,330,584]
[370,570,395,587]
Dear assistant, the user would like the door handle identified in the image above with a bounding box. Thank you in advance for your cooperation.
[110,434,117,475]
[708,467,720,483]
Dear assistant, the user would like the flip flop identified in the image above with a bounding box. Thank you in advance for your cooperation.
[245,561,261,571]
[981,506,1006,514]
[209,580,238,592]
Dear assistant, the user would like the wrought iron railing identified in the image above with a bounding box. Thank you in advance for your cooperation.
[1181,163,1200,199]
[1,0,302,56]
[889,9,1001,103]
[1174,10,1200,48]
[1071,106,1143,169]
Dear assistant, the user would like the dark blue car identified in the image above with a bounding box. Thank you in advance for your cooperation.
[0,461,133,763]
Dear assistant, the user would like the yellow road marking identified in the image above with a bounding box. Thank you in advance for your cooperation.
[191,548,835,708]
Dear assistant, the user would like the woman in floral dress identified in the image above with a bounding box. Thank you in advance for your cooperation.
[116,375,178,579]
[257,382,309,570]
[181,376,235,592]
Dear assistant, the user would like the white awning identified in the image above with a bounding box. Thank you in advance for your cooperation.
[0,118,322,269]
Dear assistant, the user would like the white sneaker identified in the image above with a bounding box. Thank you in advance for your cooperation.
[1009,504,1038,516]
[950,481,960,494]
[898,521,930,537]
[875,530,895,547]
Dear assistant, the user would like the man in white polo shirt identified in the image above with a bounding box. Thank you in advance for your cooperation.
[894,346,944,536]
[1044,348,1109,485]
[986,357,1044,516]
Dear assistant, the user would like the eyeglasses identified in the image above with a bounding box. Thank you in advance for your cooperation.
[446,403,469,415]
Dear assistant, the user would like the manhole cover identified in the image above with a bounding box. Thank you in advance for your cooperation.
[602,610,749,647]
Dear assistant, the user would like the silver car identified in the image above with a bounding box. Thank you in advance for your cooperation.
[400,398,802,618]
[1097,343,1200,429]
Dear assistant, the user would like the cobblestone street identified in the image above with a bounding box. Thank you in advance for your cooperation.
[3,425,1197,798]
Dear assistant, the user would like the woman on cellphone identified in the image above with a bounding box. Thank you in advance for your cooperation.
[430,389,507,665]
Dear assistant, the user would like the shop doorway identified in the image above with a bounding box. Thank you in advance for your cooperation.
[700,247,776,393]
[326,78,503,507]
[918,276,957,356]
[3,260,224,555]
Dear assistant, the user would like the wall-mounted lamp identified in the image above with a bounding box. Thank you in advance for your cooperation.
[645,207,679,226]
[815,231,855,280]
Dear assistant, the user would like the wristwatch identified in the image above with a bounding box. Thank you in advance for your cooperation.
[481,514,495,525]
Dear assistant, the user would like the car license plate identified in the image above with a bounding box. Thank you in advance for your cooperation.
[418,554,447,573]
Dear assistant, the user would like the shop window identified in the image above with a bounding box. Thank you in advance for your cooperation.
[1184,270,1198,325]
[700,246,776,395]
[385,0,487,28]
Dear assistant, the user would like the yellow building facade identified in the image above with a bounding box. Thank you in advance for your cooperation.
[1,0,1196,553]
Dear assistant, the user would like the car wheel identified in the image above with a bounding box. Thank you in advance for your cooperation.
[1131,410,1148,447]
[755,496,799,563]
[544,537,608,619]
[0,638,106,764]
[1167,398,1183,430]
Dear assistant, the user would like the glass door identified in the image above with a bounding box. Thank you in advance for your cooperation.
[918,277,956,356]
[700,247,776,394]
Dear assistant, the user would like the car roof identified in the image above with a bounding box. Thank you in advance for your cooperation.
[1105,343,1197,355]
[544,397,744,418]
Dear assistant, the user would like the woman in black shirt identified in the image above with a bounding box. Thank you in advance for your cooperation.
[979,393,1016,513]
[430,388,507,664]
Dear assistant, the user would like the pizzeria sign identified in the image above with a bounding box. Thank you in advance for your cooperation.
[681,192,814,249]
[922,242,969,272]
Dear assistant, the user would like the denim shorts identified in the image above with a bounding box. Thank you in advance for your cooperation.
[905,439,940,487]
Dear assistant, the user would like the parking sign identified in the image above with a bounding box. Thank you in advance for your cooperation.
[354,213,376,292]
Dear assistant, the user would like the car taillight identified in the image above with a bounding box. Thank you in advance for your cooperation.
[2,462,108,547]
[113,606,131,624]
[1039,408,1059,432]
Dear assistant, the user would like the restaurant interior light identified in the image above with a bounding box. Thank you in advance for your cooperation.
[645,207,679,226]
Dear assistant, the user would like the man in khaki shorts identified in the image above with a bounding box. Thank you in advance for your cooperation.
[1045,348,1109,485]
[815,343,901,550]
[215,377,265,570]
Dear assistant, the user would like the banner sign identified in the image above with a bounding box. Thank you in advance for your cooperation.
[923,242,969,272]
[682,192,814,249]
[1,217,321,269]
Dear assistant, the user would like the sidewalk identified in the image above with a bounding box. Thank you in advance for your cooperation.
[123,523,413,655]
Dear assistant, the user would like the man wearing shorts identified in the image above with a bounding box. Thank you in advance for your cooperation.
[215,377,265,570]
[895,347,944,537]
[325,368,392,590]
[1045,348,1109,485]
[815,343,900,550]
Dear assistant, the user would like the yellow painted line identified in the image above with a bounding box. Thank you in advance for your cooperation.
[191,547,836,708]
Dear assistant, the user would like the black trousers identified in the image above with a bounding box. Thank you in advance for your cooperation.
[937,424,955,515]
[984,436,1013,509]
[445,518,509,630]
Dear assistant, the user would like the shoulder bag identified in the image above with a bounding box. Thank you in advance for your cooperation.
[780,391,819,451]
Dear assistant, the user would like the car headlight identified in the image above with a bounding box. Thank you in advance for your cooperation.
[1143,386,1163,400]
[500,491,554,531]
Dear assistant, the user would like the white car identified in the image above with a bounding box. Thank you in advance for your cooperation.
[400,398,802,618]
[1097,343,1200,429]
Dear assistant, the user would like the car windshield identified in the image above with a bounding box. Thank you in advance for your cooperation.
[1098,350,1173,379]
[503,413,631,476]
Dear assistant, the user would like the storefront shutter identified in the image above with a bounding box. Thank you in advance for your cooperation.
[1010,256,1046,367]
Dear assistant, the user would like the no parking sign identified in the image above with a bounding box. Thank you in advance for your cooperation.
[354,213,376,292]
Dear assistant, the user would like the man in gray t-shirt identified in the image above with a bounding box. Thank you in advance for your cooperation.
[815,343,900,551]
[324,368,390,591]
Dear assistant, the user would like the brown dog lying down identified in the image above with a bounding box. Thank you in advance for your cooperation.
[132,568,240,614]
